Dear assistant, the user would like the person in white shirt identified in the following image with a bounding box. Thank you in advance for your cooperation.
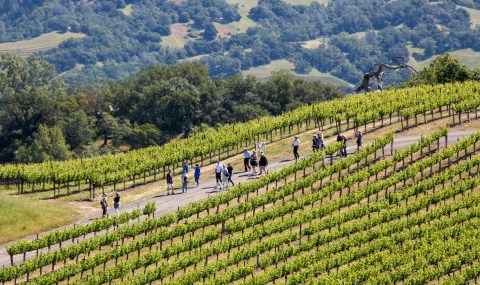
[215,161,223,184]
[292,135,300,160]
[243,148,251,172]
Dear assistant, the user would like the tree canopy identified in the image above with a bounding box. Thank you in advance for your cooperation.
[2,0,479,89]
[0,54,345,163]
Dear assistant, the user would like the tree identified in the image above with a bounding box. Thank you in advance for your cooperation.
[400,53,472,87]
[17,124,72,163]
[0,54,66,162]
[60,111,95,151]
[203,22,218,41]
[129,123,162,148]
[354,57,416,93]
[96,111,131,146]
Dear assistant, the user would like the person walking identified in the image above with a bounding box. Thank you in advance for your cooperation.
[100,194,108,218]
[182,160,190,173]
[292,135,300,160]
[181,170,189,193]
[356,131,363,151]
[215,161,223,185]
[243,148,251,172]
[221,164,230,189]
[194,164,201,187]
[166,169,174,195]
[317,132,325,150]
[312,135,318,152]
[113,191,120,216]
[259,152,268,175]
[250,150,258,174]
[341,134,348,157]
[336,133,344,157]
[227,163,234,186]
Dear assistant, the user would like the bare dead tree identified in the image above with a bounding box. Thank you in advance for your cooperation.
[355,57,416,93]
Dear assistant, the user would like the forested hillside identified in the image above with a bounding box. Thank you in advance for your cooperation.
[0,54,343,163]
[2,0,480,86]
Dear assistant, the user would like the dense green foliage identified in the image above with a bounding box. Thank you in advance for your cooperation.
[2,0,480,86]
[0,54,343,163]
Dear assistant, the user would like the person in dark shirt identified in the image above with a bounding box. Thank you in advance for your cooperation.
[356,131,363,151]
[337,134,347,157]
[341,134,348,157]
[250,151,258,174]
[166,169,174,195]
[259,152,268,175]
[181,170,189,193]
[113,191,120,216]
[100,194,108,217]
[227,163,234,186]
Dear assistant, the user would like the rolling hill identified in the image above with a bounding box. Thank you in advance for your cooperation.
[1,0,480,88]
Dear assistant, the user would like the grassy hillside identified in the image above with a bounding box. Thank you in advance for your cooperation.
[161,23,192,48]
[241,59,353,87]
[0,31,86,58]
[408,45,480,71]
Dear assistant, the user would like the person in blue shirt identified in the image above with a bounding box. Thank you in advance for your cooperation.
[182,160,190,173]
[194,164,201,187]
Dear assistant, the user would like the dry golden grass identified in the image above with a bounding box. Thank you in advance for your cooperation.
[0,31,86,58]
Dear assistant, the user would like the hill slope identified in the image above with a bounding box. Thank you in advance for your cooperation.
[1,0,480,88]
[2,82,480,283]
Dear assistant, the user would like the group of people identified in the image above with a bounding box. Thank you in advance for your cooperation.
[166,160,202,195]
[311,132,325,152]
[243,148,269,175]
[215,161,235,192]
[292,131,364,159]
[101,131,364,216]
[100,191,121,218]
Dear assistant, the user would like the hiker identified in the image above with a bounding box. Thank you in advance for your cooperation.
[356,131,363,151]
[292,135,300,160]
[312,135,318,152]
[250,150,258,174]
[100,194,108,218]
[182,160,190,173]
[194,164,201,187]
[243,148,251,172]
[341,134,348,157]
[181,170,189,193]
[317,132,325,150]
[227,163,234,186]
[259,152,268,175]
[113,191,120,216]
[215,161,223,185]
[166,169,174,195]
[336,134,345,157]
[221,164,230,189]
